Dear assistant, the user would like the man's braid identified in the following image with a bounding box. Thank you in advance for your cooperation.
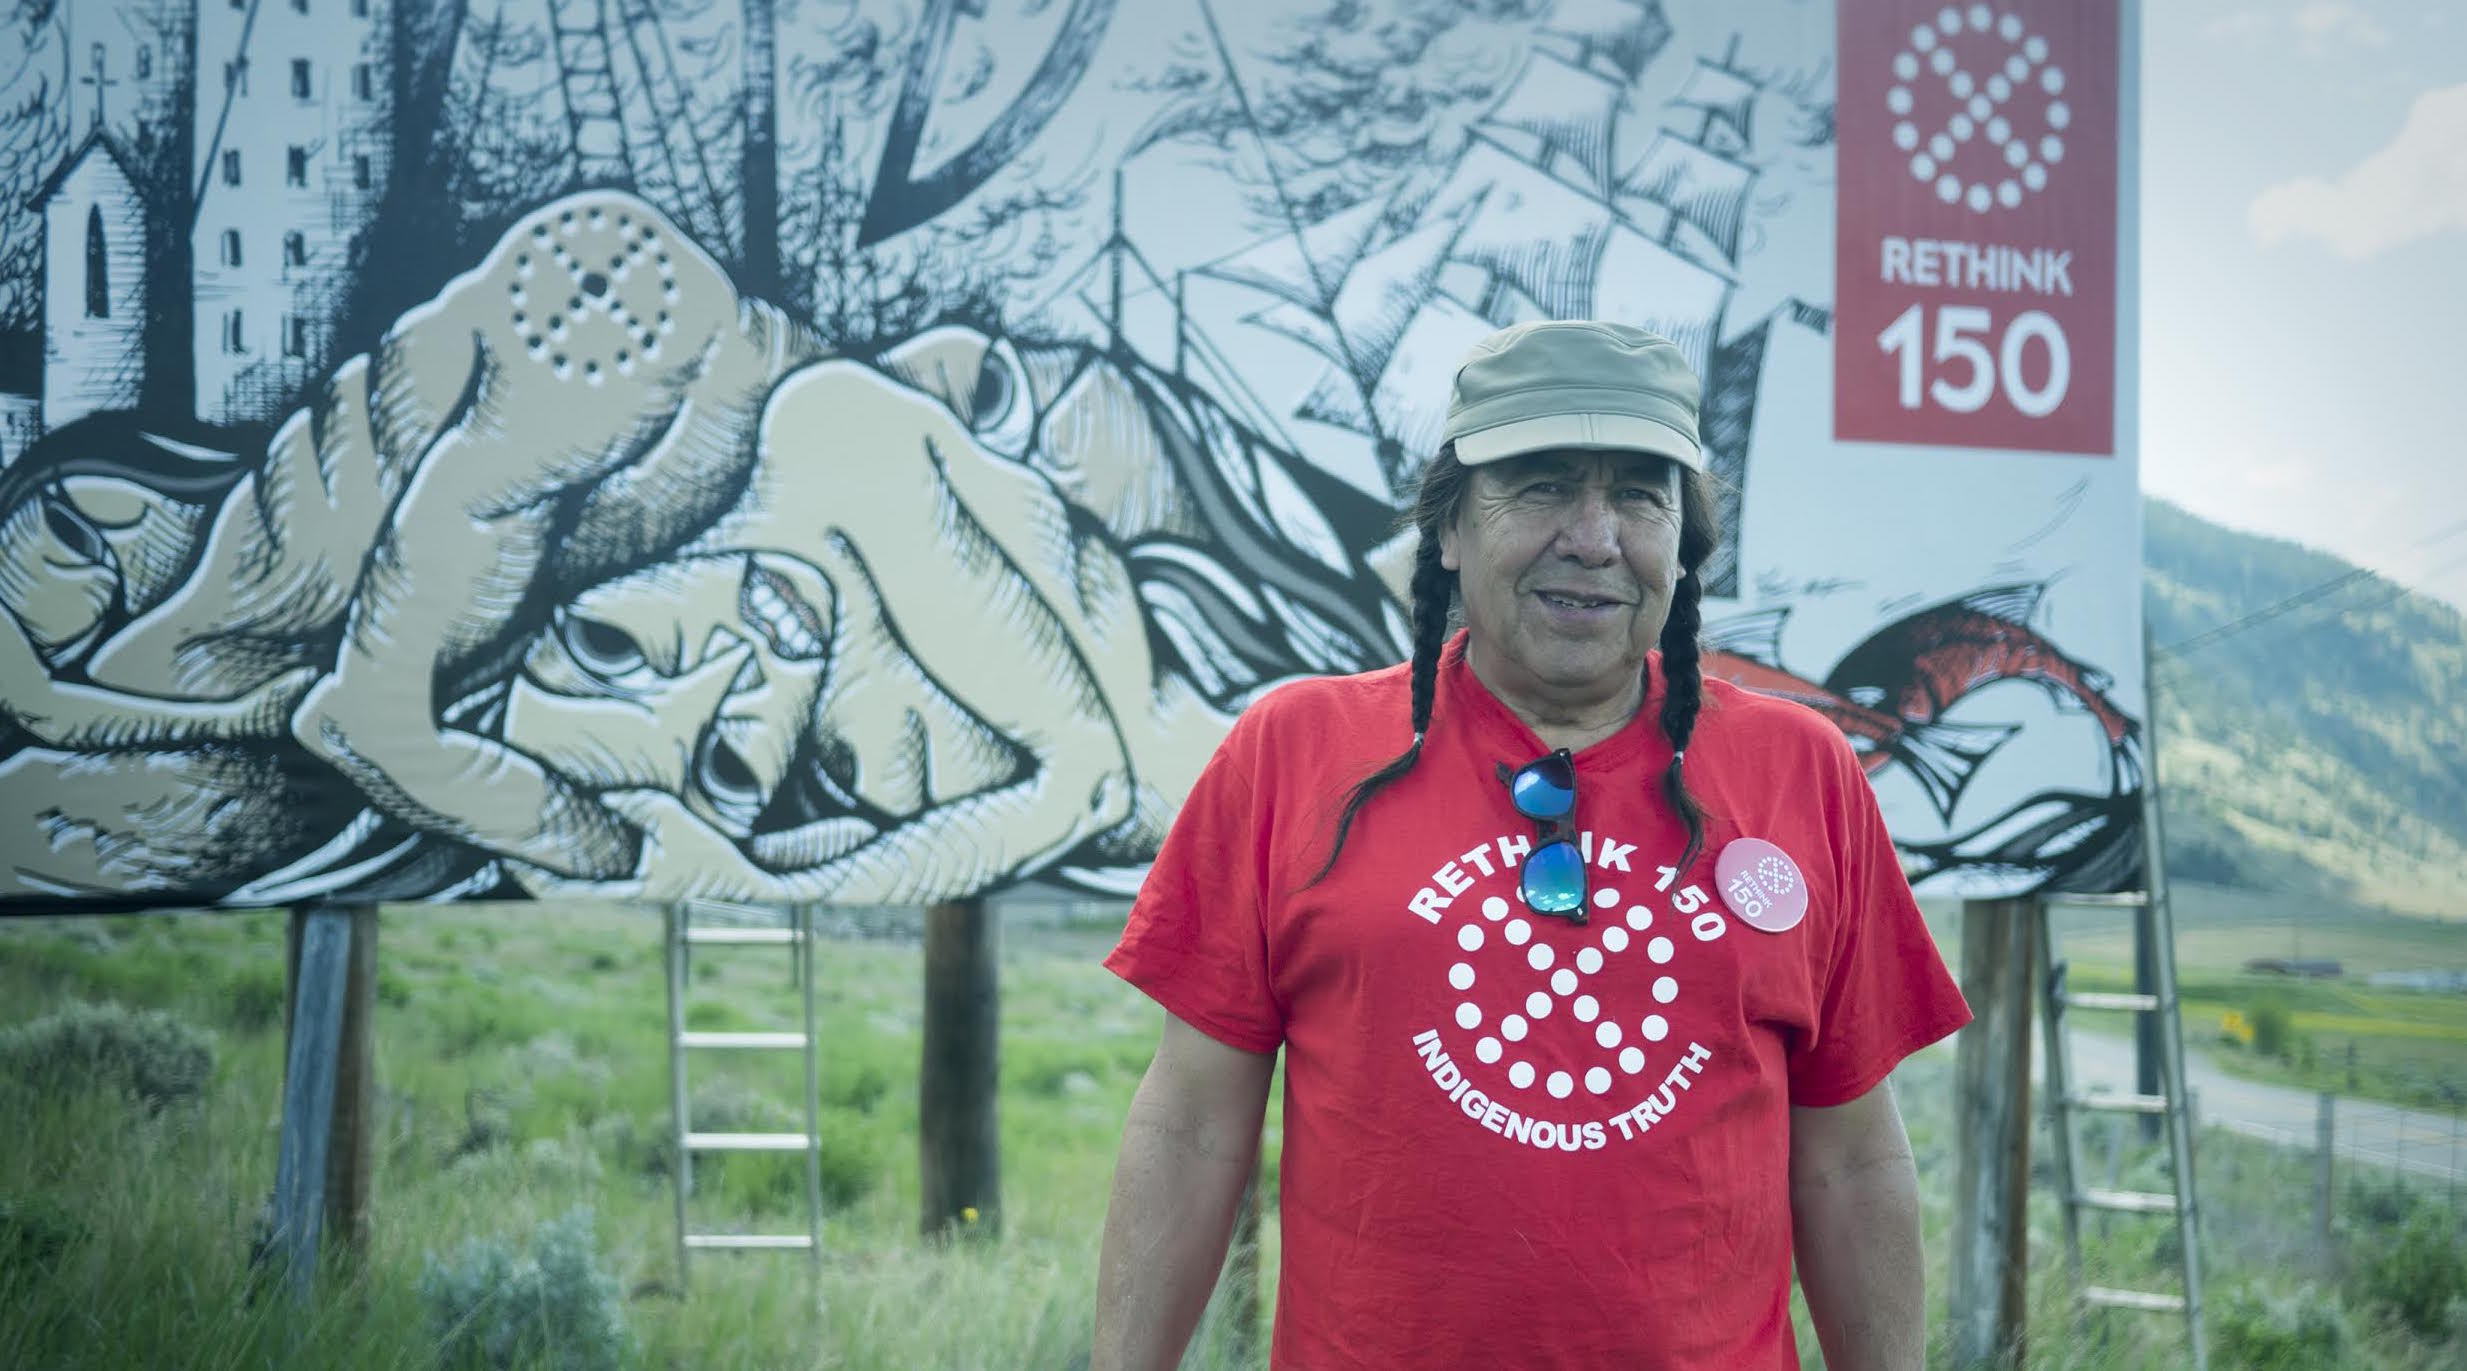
[1656,567,1709,871]
[1404,532,1452,738]
[1309,531,1452,884]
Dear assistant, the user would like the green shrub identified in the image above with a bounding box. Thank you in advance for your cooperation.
[833,1064,891,1114]
[2357,1208,2467,1336]
[0,1194,87,1272]
[692,1082,803,1216]
[2210,1283,2351,1371]
[2343,1170,2424,1232]
[376,968,414,1007]
[435,999,530,1059]
[223,963,288,1033]
[2248,1000,2295,1060]
[450,1087,521,1161]
[0,1001,215,1111]
[812,1110,885,1210]
[587,1111,666,1181]
[418,1208,629,1371]
[690,1078,796,1137]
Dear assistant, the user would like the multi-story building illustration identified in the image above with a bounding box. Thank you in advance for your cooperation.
[30,0,393,435]
[191,0,390,422]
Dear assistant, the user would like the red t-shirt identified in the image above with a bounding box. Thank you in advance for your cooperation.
[1107,634,1971,1369]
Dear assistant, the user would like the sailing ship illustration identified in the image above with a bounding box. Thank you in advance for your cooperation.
[1184,3,1832,598]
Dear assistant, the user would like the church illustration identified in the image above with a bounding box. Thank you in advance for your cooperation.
[4,0,391,458]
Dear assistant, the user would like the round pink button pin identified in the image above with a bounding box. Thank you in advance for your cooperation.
[1715,838,1809,934]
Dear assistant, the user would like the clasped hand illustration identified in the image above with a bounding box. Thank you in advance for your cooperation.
[0,191,1283,907]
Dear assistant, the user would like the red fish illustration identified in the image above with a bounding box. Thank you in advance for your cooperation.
[1703,585,2141,826]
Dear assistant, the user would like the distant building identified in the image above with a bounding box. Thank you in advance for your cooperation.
[2365,968,2467,994]
[2242,957,2343,980]
[192,0,392,423]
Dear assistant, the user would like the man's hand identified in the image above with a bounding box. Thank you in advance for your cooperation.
[1092,1013,1275,1371]
[1791,1078,1926,1371]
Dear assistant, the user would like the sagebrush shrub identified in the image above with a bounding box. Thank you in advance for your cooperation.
[2247,1000,2295,1061]
[0,1194,88,1271]
[0,1001,215,1111]
[223,964,288,1033]
[418,1207,629,1371]
[2357,1208,2467,1337]
[2342,1170,2423,1232]
[2210,1283,2350,1371]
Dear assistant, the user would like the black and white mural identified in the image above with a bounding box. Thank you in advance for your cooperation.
[0,0,2145,912]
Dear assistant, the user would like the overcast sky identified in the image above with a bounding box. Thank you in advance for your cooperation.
[2141,0,2467,613]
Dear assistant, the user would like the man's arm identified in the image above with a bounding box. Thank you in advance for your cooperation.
[1790,1077,1926,1371]
[1092,1012,1276,1371]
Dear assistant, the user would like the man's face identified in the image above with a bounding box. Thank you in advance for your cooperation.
[503,553,835,837]
[1440,449,1686,711]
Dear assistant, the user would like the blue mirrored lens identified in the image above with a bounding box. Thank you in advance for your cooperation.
[1522,840,1585,914]
[1510,758,1576,821]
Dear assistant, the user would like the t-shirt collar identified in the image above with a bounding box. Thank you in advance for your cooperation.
[1438,629,1672,774]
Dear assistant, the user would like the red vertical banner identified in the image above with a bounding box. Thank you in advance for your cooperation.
[1835,1,2119,455]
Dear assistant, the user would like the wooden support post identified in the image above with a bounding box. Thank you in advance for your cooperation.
[920,898,1000,1238]
[328,905,377,1257]
[271,903,376,1298]
[1950,896,2036,1370]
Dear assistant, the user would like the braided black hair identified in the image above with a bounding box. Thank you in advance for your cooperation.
[1660,464,1720,871]
[1656,550,1708,871]
[1308,450,1724,884]
[1306,451,1469,883]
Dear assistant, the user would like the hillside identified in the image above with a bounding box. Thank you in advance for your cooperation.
[2145,498,2467,917]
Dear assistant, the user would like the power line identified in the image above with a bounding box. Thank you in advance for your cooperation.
[2308,547,2467,626]
[2150,519,2467,661]
[2412,517,2467,548]
[2151,566,2374,660]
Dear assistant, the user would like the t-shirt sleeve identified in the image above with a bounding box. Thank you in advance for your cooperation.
[1787,731,1972,1107]
[1103,725,1285,1055]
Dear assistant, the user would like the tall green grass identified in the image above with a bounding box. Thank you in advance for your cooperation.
[2,907,2460,1369]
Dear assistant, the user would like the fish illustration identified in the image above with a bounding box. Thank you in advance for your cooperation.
[1825,585,2137,755]
[1704,584,2145,890]
[1704,606,2019,821]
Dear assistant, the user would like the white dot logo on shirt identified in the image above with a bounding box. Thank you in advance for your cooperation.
[1408,830,1725,1153]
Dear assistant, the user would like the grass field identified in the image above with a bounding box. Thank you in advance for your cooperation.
[3,902,2464,1370]
[1923,882,2467,1112]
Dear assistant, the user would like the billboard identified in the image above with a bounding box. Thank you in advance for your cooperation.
[0,0,2139,913]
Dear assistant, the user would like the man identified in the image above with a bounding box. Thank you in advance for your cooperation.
[1093,320,1972,1369]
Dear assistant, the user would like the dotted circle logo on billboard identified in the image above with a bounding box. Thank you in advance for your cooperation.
[1887,5,2072,215]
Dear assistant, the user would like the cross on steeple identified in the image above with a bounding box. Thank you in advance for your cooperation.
[81,42,117,131]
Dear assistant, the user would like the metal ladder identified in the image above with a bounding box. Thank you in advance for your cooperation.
[2034,686,2206,1367]
[663,899,824,1287]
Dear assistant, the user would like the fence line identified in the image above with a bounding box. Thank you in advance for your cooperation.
[2198,1094,2466,1219]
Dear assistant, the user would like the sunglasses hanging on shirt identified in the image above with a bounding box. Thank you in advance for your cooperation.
[1499,748,1587,923]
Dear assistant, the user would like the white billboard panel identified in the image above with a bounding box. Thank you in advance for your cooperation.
[0,0,2139,911]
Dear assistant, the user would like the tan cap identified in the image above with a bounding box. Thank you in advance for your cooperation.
[1440,320,1704,470]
